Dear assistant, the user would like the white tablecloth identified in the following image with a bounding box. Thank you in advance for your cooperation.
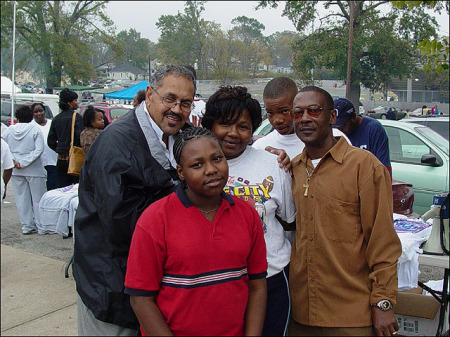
[38,184,79,236]
[395,213,433,290]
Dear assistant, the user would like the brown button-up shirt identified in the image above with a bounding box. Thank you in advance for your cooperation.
[290,137,402,327]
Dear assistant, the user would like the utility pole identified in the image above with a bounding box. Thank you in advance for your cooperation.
[11,0,17,125]
[346,0,355,100]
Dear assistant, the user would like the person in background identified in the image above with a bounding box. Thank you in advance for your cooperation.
[1,138,14,200]
[386,108,396,120]
[202,85,296,336]
[431,104,439,115]
[2,105,47,234]
[190,94,206,127]
[48,88,84,187]
[125,127,268,336]
[32,102,58,190]
[181,65,204,127]
[253,77,351,160]
[333,98,392,176]
[80,105,105,156]
[95,108,110,127]
[133,90,146,107]
[289,86,401,336]
[73,65,196,336]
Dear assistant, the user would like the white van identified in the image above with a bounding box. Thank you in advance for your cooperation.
[13,93,60,116]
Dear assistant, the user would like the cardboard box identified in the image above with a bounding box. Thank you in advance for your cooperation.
[394,287,448,336]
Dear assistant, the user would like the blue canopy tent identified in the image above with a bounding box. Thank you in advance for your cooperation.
[105,81,150,100]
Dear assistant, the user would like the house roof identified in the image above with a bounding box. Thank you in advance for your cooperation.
[111,63,147,75]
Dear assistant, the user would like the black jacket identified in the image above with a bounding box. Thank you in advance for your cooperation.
[73,109,189,329]
[48,109,84,155]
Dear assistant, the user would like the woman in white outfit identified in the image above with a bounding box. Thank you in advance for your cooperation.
[2,105,47,234]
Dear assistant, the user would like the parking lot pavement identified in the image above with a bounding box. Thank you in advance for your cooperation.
[1,245,77,336]
[1,184,77,336]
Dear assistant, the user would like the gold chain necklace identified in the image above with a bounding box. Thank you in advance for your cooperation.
[303,162,313,197]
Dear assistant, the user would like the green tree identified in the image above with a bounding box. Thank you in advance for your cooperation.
[257,1,439,107]
[117,29,156,71]
[1,1,121,88]
[230,16,266,44]
[156,1,219,77]
[205,29,237,82]
[230,16,271,76]
[392,0,449,74]
[266,31,300,67]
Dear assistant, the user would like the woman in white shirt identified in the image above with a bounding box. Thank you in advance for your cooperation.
[2,105,46,234]
[202,85,296,336]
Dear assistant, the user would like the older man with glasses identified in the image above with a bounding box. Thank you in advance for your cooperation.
[73,65,196,336]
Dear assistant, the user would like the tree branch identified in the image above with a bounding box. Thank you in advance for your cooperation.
[333,0,349,21]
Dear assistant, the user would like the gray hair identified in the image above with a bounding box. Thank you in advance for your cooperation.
[151,65,196,92]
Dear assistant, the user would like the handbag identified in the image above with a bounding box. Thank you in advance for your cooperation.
[67,111,85,176]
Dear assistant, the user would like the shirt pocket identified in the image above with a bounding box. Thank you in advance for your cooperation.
[321,196,360,243]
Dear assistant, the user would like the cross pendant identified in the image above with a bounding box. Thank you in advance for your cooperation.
[303,178,310,197]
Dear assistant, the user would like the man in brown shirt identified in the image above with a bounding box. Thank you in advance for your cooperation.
[289,86,402,336]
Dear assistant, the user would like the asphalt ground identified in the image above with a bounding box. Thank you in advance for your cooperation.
[0,183,445,336]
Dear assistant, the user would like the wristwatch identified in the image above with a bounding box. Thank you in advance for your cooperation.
[372,300,392,311]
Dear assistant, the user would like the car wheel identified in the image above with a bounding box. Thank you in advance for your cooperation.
[381,114,387,119]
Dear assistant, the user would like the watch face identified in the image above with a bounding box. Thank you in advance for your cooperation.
[379,300,391,311]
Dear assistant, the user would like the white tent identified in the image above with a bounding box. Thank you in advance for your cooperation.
[1,76,21,96]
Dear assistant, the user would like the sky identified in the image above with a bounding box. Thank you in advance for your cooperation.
[105,1,449,43]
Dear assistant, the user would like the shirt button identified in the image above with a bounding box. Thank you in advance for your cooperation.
[311,195,314,198]
[310,216,313,220]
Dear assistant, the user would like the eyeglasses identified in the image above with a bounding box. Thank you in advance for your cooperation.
[291,105,335,118]
[152,87,193,113]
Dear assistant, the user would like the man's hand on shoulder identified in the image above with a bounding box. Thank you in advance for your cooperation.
[371,306,399,336]
[264,146,291,173]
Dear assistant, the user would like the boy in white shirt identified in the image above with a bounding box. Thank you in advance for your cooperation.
[253,77,351,160]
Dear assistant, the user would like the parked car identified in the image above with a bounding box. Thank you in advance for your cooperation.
[13,93,60,116]
[1,98,53,125]
[253,118,273,140]
[380,119,449,215]
[253,118,418,215]
[365,106,406,120]
[78,104,132,123]
[401,115,449,141]
[408,107,424,118]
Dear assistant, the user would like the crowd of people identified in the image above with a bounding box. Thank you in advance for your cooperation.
[0,65,404,337]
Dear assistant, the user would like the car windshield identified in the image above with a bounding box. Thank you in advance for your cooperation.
[415,125,449,155]
[415,120,449,141]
